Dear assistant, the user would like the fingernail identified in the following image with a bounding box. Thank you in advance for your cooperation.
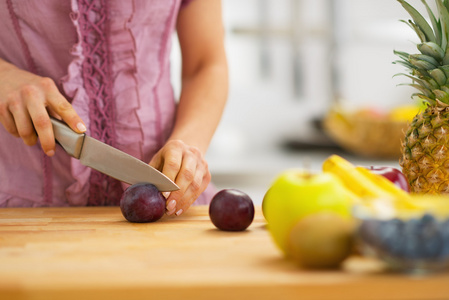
[175,209,183,216]
[46,150,55,157]
[162,192,170,199]
[76,122,87,132]
[166,207,176,216]
[166,200,176,211]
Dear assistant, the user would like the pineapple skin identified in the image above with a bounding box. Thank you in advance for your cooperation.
[400,101,449,194]
[395,0,449,194]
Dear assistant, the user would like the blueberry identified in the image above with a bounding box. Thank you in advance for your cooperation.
[422,231,443,259]
[415,214,442,258]
[390,230,407,256]
[402,218,421,259]
[442,218,449,228]
[421,213,436,224]
[439,218,449,257]
[441,218,449,238]
[359,219,381,245]
[378,219,404,254]
[441,239,449,257]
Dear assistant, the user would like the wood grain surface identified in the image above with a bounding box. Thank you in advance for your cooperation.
[0,206,448,300]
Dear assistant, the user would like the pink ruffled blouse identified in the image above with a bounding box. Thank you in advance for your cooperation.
[0,0,215,207]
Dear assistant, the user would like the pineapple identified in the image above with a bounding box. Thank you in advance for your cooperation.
[395,0,449,194]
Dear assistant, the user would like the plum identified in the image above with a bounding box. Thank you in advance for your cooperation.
[120,183,165,223]
[209,189,255,231]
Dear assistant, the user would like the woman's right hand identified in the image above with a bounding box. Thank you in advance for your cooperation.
[0,59,86,156]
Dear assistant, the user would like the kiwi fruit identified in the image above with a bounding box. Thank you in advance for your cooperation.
[286,212,354,269]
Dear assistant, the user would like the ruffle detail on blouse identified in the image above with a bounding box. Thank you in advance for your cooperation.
[108,0,144,160]
[59,0,91,206]
[58,0,192,206]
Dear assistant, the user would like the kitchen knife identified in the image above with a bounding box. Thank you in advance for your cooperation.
[50,117,179,192]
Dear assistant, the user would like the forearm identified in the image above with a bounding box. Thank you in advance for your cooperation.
[168,59,228,155]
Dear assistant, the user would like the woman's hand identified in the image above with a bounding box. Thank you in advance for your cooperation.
[149,0,227,215]
[0,59,86,156]
[149,139,211,216]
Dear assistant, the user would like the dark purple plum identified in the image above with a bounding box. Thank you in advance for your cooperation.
[209,189,255,231]
[367,166,410,192]
[120,183,165,223]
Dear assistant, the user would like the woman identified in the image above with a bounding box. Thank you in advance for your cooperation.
[0,0,228,216]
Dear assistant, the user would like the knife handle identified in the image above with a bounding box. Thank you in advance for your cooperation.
[50,117,85,159]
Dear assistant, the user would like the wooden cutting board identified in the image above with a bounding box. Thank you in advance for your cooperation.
[0,206,448,300]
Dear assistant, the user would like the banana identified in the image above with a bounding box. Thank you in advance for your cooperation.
[418,42,445,61]
[322,155,411,201]
[430,68,447,86]
[354,167,410,199]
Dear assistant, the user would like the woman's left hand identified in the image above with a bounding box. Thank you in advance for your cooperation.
[149,139,211,216]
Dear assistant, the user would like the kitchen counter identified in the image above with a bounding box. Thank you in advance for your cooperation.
[0,206,448,300]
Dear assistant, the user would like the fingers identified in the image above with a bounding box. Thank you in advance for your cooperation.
[0,72,85,156]
[0,109,19,137]
[166,151,199,215]
[173,167,210,216]
[24,86,55,155]
[157,140,210,216]
[8,87,38,147]
[160,144,183,182]
[46,85,86,133]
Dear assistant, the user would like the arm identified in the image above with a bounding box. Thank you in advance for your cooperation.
[150,0,228,216]
[0,58,86,156]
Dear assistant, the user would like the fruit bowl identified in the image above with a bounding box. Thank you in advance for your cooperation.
[322,107,410,159]
[353,197,449,275]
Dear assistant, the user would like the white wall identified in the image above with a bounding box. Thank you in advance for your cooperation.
[172,0,431,155]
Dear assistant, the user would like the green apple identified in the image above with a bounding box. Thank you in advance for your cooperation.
[263,169,354,256]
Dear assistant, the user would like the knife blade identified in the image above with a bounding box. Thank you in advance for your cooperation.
[50,117,179,192]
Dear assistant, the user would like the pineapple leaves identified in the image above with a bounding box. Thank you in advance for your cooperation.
[439,65,449,77]
[411,93,436,104]
[417,42,445,61]
[394,72,436,89]
[394,50,410,61]
[436,0,449,51]
[398,0,436,43]
[421,0,443,45]
[400,19,427,42]
[432,89,449,103]
[445,0,449,10]
[393,59,418,70]
[395,1,449,105]
[398,83,435,98]
[430,68,447,85]
[410,55,439,69]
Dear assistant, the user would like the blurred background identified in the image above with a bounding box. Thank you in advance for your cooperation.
[171,0,428,204]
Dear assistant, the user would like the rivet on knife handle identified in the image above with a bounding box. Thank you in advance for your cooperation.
[50,117,85,159]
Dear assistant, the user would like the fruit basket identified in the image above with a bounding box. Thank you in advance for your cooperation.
[353,197,449,275]
[322,107,410,159]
